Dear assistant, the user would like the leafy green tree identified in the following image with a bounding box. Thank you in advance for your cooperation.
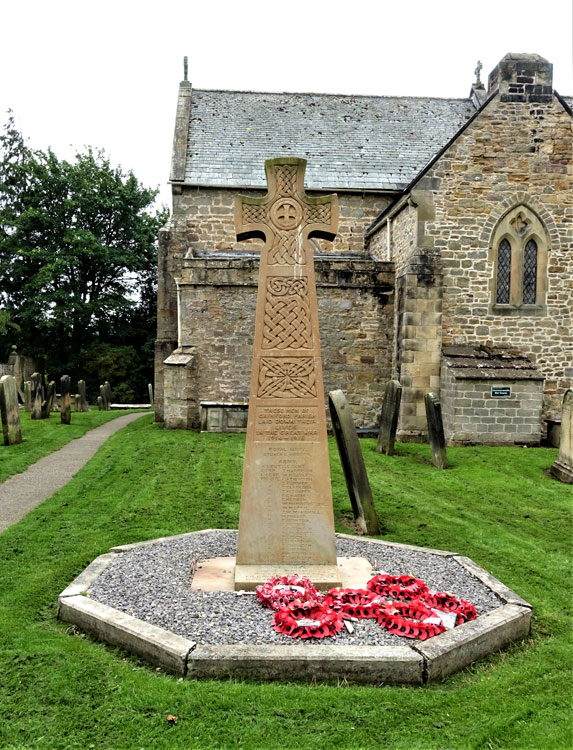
[0,114,168,398]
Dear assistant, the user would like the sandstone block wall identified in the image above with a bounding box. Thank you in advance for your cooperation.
[441,362,544,445]
[174,256,394,429]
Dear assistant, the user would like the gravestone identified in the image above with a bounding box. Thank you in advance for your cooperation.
[41,381,56,418]
[424,392,448,469]
[97,395,103,410]
[148,383,154,407]
[60,375,72,425]
[99,383,111,411]
[30,372,43,420]
[0,375,22,445]
[78,379,90,412]
[23,381,32,412]
[550,389,573,484]
[234,157,341,590]
[376,380,402,456]
[74,394,81,412]
[328,389,380,535]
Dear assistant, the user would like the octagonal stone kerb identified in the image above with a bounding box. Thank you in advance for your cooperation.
[57,530,532,684]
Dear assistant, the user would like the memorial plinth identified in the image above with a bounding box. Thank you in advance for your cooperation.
[234,158,341,590]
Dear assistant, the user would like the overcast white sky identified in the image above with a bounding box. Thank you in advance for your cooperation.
[1,0,572,209]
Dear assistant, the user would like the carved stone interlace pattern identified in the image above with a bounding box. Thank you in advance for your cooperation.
[263,278,312,350]
[306,203,331,225]
[257,357,317,399]
[275,165,298,197]
[268,232,306,265]
[242,203,267,225]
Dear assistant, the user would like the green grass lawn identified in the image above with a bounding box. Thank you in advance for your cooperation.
[0,409,148,483]
[0,419,571,749]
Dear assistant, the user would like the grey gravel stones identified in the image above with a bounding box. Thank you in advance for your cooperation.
[88,530,502,648]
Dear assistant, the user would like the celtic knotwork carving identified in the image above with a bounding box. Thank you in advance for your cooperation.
[263,278,312,350]
[257,357,317,398]
[275,165,298,196]
[242,204,267,225]
[306,204,331,225]
[268,232,306,265]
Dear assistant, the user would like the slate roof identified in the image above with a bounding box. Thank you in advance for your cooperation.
[184,90,477,191]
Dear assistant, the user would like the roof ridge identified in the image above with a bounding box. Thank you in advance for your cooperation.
[192,88,472,103]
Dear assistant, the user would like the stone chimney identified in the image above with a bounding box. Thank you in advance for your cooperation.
[488,53,553,103]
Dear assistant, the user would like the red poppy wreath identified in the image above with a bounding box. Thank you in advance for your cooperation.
[255,575,320,611]
[273,600,344,639]
[375,599,447,640]
[366,573,428,601]
[322,588,383,619]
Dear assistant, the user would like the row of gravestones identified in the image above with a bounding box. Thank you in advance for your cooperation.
[329,382,573,536]
[23,374,92,419]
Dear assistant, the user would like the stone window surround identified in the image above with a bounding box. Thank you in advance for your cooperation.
[488,204,549,316]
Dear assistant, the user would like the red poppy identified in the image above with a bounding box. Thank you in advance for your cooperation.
[367,573,428,601]
[375,598,446,640]
[322,588,383,619]
[255,575,320,612]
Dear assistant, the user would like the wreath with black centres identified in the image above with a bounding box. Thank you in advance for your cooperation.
[255,575,320,611]
[422,592,478,625]
[322,588,384,619]
[366,573,428,601]
[273,600,344,639]
[375,599,447,640]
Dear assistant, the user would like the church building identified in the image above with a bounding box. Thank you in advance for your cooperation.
[155,53,572,445]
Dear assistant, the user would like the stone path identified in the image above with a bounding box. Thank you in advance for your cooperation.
[0,412,151,532]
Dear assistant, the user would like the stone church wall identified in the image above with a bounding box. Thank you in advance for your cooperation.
[418,93,572,419]
[174,256,394,429]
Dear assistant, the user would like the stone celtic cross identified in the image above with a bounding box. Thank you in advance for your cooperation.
[234,157,341,590]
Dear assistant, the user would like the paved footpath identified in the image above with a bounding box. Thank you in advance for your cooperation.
[0,412,151,532]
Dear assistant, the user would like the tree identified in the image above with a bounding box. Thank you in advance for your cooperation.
[0,114,168,398]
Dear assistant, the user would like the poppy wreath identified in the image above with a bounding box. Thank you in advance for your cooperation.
[375,599,447,640]
[422,591,478,625]
[322,588,384,619]
[273,600,344,639]
[366,573,428,601]
[255,575,320,612]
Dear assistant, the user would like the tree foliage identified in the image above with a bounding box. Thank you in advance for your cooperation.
[0,113,168,399]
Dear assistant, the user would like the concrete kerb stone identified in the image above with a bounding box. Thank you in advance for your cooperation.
[412,604,532,682]
[57,530,533,684]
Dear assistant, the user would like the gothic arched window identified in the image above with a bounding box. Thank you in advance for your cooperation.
[496,239,511,304]
[489,206,548,313]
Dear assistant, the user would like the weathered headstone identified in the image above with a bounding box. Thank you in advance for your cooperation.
[74,394,81,412]
[100,381,112,411]
[41,381,56,418]
[234,157,341,590]
[23,381,32,412]
[550,389,573,484]
[376,380,402,456]
[148,383,154,407]
[97,395,103,410]
[60,375,72,425]
[30,372,43,420]
[328,390,381,535]
[0,375,22,445]
[424,392,448,469]
[78,379,90,412]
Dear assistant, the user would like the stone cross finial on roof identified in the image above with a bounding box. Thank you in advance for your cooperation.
[474,60,483,87]
[183,56,188,82]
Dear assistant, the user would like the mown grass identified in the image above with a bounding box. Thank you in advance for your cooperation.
[0,419,571,750]
[0,409,147,483]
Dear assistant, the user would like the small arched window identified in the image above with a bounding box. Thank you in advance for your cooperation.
[490,206,548,313]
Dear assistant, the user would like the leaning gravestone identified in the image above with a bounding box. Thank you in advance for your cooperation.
[234,157,341,590]
[376,379,402,456]
[328,389,380,535]
[30,372,43,420]
[78,379,90,412]
[23,381,32,412]
[550,389,573,484]
[41,381,56,419]
[0,375,22,445]
[60,375,72,425]
[424,392,448,469]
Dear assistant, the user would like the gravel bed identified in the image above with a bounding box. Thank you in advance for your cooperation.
[88,530,503,648]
